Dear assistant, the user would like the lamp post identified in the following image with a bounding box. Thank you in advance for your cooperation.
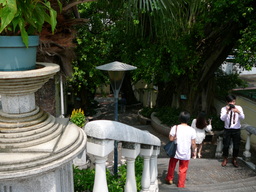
[96,61,137,174]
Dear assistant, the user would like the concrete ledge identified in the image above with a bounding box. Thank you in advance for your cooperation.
[151,112,170,137]
[137,109,151,125]
[85,120,161,146]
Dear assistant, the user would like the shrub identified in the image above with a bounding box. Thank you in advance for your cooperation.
[154,106,223,131]
[154,106,181,127]
[70,108,86,128]
[209,115,224,131]
[73,166,95,191]
[140,107,155,118]
[73,156,143,192]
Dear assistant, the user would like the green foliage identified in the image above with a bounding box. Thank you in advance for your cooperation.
[0,0,59,47]
[134,156,143,189]
[73,166,95,191]
[72,0,256,116]
[73,156,143,192]
[235,22,256,69]
[70,108,86,128]
[215,69,248,100]
[210,115,224,131]
[140,107,155,118]
[154,107,182,127]
[67,2,117,109]
[154,106,224,131]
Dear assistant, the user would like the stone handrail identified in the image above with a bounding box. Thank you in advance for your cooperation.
[84,120,161,192]
[215,124,256,170]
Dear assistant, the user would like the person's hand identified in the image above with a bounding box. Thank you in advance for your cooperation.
[209,131,214,135]
[226,105,231,111]
[233,108,240,114]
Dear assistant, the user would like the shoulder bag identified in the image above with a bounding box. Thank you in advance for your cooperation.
[163,125,178,157]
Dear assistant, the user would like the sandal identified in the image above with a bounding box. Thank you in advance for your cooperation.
[165,179,173,185]
[221,158,228,167]
[232,159,238,168]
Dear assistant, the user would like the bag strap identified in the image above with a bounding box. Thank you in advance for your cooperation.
[174,125,178,138]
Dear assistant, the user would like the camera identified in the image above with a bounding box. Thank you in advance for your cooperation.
[228,104,235,109]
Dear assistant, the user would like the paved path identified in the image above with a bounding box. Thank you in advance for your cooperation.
[94,96,256,191]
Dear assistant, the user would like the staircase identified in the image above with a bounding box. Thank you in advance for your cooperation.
[158,158,256,192]
[94,96,256,192]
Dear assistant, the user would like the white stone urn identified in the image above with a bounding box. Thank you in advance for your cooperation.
[0,63,86,192]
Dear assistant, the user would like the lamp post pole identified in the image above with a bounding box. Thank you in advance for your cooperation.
[113,89,119,121]
[96,61,137,175]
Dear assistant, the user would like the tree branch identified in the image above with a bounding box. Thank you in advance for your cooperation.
[63,0,97,11]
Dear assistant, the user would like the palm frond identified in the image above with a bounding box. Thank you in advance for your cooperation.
[123,0,207,40]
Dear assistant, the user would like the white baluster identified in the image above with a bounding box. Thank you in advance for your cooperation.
[243,132,252,161]
[149,146,159,192]
[140,145,153,192]
[215,136,223,157]
[93,156,108,192]
[122,142,140,192]
[149,155,157,192]
[141,156,151,192]
[125,158,137,192]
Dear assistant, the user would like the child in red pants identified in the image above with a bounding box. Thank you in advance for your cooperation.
[165,111,196,188]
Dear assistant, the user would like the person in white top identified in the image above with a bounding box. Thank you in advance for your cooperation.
[191,111,212,159]
[220,95,245,167]
[165,111,196,188]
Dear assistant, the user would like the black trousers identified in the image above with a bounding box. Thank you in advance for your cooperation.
[222,129,241,158]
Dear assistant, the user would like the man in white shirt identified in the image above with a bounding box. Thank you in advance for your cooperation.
[220,95,245,167]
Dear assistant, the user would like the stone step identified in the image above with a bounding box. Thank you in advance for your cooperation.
[186,177,256,191]
[158,158,256,192]
[159,177,256,191]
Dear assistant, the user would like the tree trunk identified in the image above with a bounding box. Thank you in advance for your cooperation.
[120,72,139,105]
[155,82,174,107]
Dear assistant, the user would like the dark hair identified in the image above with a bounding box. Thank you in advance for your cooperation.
[225,95,236,103]
[196,111,208,129]
[179,111,190,124]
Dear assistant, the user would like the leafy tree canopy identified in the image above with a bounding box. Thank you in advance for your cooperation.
[68,0,256,114]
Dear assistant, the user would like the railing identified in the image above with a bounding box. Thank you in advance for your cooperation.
[84,120,161,192]
[215,124,256,170]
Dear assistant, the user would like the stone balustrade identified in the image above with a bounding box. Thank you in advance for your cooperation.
[215,124,256,170]
[84,120,161,192]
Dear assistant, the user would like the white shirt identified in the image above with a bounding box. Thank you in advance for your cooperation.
[191,119,212,144]
[170,124,196,160]
[220,105,245,129]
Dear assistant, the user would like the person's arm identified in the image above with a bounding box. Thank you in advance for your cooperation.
[191,119,196,129]
[169,126,176,141]
[234,106,245,120]
[169,134,176,141]
[220,106,228,121]
[205,124,212,132]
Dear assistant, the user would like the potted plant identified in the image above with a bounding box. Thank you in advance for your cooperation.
[0,0,59,71]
